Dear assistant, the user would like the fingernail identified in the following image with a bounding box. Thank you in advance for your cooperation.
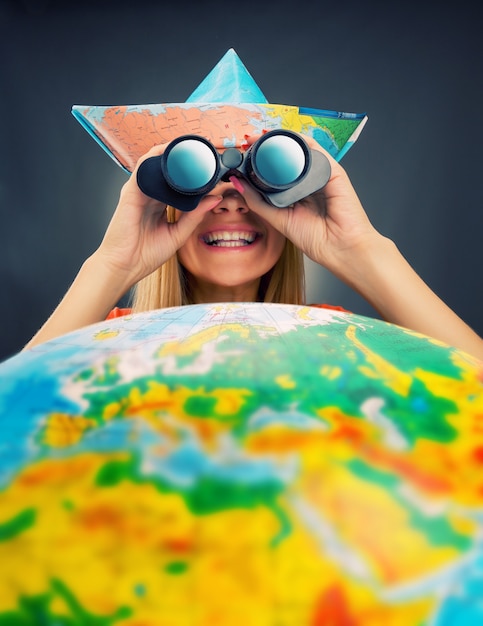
[207,196,223,210]
[229,176,245,194]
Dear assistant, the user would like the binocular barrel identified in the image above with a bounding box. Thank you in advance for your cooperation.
[137,130,331,211]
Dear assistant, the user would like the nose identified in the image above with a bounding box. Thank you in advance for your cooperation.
[210,180,249,213]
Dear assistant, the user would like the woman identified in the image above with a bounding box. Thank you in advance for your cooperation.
[25,135,483,360]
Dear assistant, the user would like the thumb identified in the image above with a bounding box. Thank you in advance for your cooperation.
[172,194,223,242]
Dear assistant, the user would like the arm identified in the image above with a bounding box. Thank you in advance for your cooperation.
[24,251,133,349]
[234,137,483,361]
[25,145,222,349]
[329,232,483,359]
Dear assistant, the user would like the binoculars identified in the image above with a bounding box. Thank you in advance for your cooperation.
[137,129,331,212]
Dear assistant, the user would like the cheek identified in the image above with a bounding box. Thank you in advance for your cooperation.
[270,231,287,262]
[267,231,287,271]
[177,240,197,273]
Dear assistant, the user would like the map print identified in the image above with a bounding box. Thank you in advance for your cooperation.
[72,103,367,173]
[71,49,368,173]
[1,303,482,626]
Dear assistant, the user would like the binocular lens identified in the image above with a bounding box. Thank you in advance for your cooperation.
[254,135,306,186]
[137,129,329,211]
[166,140,217,191]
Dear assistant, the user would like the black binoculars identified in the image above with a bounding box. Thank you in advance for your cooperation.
[137,129,331,212]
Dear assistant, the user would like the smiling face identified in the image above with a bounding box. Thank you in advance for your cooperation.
[176,181,287,303]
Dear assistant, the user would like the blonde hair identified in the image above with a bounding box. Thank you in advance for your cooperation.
[132,206,305,311]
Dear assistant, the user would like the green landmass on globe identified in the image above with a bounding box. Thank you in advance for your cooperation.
[1,303,482,625]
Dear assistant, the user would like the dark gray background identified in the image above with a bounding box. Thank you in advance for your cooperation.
[1,0,481,361]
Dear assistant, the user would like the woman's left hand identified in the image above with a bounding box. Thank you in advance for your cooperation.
[233,134,382,279]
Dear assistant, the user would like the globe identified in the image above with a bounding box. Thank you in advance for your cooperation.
[0,302,482,626]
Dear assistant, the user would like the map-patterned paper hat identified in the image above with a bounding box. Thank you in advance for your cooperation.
[72,49,368,174]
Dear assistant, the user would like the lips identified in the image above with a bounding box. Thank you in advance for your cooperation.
[201,230,261,247]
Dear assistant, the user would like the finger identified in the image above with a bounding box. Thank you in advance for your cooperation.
[122,142,171,207]
[229,176,289,233]
[243,133,262,147]
[119,174,167,214]
[171,194,223,244]
[186,193,223,218]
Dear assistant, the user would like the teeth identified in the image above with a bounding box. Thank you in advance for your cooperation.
[204,231,258,246]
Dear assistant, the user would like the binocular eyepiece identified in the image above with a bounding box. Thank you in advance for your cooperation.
[137,130,331,212]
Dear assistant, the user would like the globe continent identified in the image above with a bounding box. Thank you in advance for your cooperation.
[0,303,482,626]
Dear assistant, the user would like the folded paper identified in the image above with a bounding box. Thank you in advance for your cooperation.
[72,49,368,173]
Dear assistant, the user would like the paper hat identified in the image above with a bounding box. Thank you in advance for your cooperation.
[72,49,367,174]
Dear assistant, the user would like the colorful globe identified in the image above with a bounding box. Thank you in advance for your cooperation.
[0,303,482,626]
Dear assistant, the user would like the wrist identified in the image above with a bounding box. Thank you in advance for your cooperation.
[88,248,139,298]
[327,232,394,291]
[335,236,483,359]
[328,233,415,321]
[24,252,135,349]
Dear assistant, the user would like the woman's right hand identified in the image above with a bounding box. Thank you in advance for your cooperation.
[95,144,222,288]
[23,145,223,349]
